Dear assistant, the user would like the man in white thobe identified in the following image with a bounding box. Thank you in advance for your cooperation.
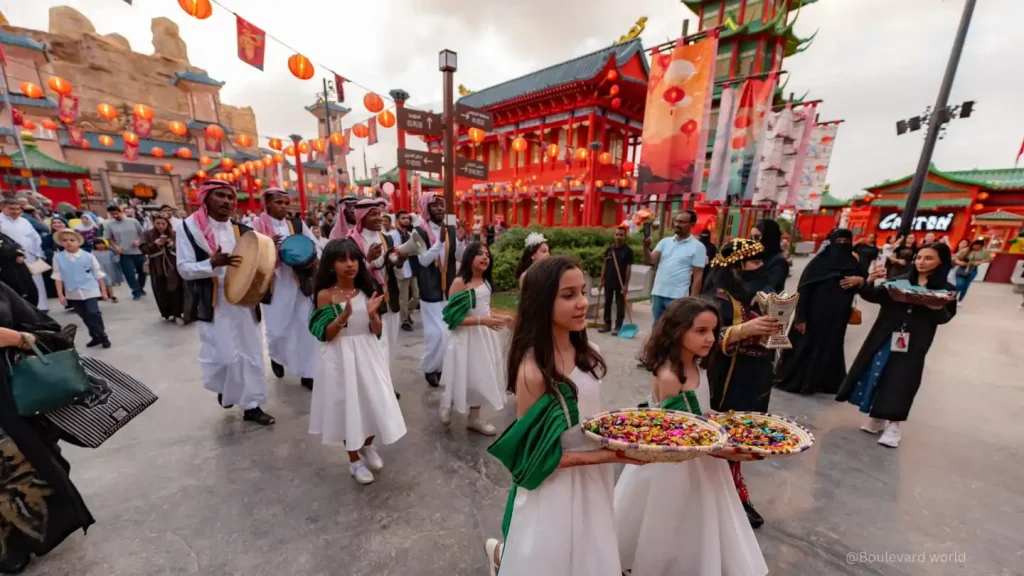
[411,193,458,388]
[251,188,318,390]
[176,180,275,426]
[0,198,48,310]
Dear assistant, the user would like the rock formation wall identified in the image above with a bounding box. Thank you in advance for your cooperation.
[2,7,258,141]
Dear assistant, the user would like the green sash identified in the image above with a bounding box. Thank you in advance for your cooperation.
[639,390,702,415]
[308,303,344,342]
[442,288,476,331]
[487,382,578,539]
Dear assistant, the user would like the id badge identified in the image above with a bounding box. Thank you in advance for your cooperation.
[891,331,910,353]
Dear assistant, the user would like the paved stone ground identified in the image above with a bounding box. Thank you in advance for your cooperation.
[22,261,1024,576]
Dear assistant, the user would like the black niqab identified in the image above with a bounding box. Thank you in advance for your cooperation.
[754,218,783,259]
[798,228,861,290]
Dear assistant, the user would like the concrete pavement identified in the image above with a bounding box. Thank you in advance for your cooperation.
[22,264,1024,576]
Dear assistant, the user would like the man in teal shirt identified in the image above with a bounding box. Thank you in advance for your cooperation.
[643,210,706,323]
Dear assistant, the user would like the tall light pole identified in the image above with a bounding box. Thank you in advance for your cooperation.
[898,0,977,238]
[439,49,458,219]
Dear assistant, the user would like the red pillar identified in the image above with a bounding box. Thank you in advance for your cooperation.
[583,112,598,226]
[291,135,307,217]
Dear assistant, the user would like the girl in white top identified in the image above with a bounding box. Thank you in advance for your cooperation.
[615,297,767,576]
[484,256,642,576]
[439,242,512,435]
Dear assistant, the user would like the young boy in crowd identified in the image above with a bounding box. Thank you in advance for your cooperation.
[53,229,111,348]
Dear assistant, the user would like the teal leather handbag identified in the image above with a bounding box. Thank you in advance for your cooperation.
[9,334,92,416]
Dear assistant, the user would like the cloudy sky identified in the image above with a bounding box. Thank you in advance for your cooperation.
[5,0,1023,198]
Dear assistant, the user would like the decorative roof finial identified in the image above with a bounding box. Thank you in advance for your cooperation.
[615,16,647,45]
[458,84,474,96]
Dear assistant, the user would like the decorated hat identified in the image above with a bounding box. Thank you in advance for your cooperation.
[710,238,764,267]
[54,228,84,244]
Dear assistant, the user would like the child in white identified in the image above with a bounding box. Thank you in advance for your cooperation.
[615,297,767,576]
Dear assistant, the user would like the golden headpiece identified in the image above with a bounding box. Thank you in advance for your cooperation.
[710,238,765,268]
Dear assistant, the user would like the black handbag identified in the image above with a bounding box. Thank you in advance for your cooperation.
[9,334,92,416]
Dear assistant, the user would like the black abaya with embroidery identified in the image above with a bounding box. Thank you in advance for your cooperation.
[774,238,864,395]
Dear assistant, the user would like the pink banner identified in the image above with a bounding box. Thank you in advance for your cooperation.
[367,117,378,146]
[123,140,139,161]
[784,104,816,207]
[132,115,152,138]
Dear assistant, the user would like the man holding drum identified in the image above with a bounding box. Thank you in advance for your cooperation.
[252,188,319,391]
[176,180,275,426]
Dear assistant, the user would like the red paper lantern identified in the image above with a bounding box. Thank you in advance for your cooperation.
[81,140,90,150]
[232,168,242,178]
[273,153,284,163]
[973,203,984,211]
[731,136,746,150]
[663,86,686,105]
[284,145,296,157]
[19,82,43,99]
[41,119,58,131]
[681,120,698,135]
[330,132,345,146]
[268,138,283,151]
[297,141,311,155]
[21,120,36,131]
[610,97,622,109]
[176,147,192,159]
[163,163,174,172]
[97,103,118,120]
[151,147,165,158]
[196,170,208,179]
[377,109,396,128]
[364,93,384,113]
[254,178,263,188]
[122,131,139,146]
[574,147,588,160]
[133,104,154,120]
[512,137,528,153]
[221,157,235,169]
[263,154,273,165]
[468,128,486,143]
[254,160,264,170]
[200,156,213,166]
[168,121,187,136]
[235,134,254,148]
[178,0,212,19]
[47,77,73,95]
[609,85,620,97]
[978,192,990,201]
[622,161,635,173]
[288,54,315,80]
[596,180,604,188]
[308,138,323,153]
[620,178,630,188]
[606,70,618,82]
[98,135,114,147]
[205,124,224,141]
[598,152,612,165]
[352,124,369,139]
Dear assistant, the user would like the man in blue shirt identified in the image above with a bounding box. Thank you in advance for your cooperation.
[643,209,706,323]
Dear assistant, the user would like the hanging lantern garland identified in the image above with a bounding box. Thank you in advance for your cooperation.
[122,132,139,145]
[19,82,43,99]
[364,93,384,113]
[377,110,396,128]
[468,128,486,143]
[352,124,369,139]
[235,133,253,147]
[97,103,118,120]
[133,104,154,120]
[221,157,235,169]
[330,132,345,146]
[98,135,114,147]
[268,138,283,151]
[47,77,73,95]
[168,121,187,136]
[205,124,225,141]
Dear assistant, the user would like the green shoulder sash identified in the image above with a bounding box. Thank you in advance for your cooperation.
[442,288,476,330]
[638,390,702,415]
[308,303,344,342]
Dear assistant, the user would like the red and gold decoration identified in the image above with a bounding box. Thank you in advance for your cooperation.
[168,120,187,136]
[122,131,139,146]
[97,103,118,120]
[284,145,296,157]
[124,139,140,161]
[468,128,485,143]
[47,76,73,95]
[363,93,384,113]
[598,151,612,165]
[288,54,314,80]
[377,109,395,128]
[311,138,326,153]
[18,82,43,99]
[546,143,560,159]
[235,16,266,70]
[574,147,588,161]
[58,94,79,123]
[178,0,212,20]
[512,137,527,153]
[67,127,85,147]
[98,134,114,147]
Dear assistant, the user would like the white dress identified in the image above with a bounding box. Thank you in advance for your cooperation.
[614,370,767,576]
[262,218,317,379]
[439,282,507,414]
[499,367,621,576]
[309,292,407,450]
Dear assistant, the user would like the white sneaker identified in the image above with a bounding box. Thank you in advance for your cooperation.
[484,538,502,576]
[467,417,497,436]
[878,422,901,448]
[861,417,887,434]
[439,406,452,426]
[349,461,374,484]
[174,317,185,326]
[359,445,384,472]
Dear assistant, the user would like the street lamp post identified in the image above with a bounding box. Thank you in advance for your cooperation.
[439,49,458,221]
[897,0,977,239]
[290,134,307,216]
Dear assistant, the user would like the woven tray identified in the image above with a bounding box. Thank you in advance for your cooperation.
[582,408,728,463]
[884,281,956,307]
[708,411,815,460]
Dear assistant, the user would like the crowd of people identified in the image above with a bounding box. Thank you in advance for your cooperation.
[0,182,976,574]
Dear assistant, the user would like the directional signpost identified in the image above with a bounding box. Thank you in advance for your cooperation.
[397,108,443,136]
[397,148,443,173]
[455,103,494,131]
[456,156,488,180]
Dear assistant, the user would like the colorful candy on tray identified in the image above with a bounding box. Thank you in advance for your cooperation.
[584,410,720,448]
[709,413,802,452]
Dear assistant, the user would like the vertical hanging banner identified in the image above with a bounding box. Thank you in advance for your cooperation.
[752,106,794,204]
[709,79,774,202]
[205,135,222,153]
[797,122,840,211]
[57,94,79,123]
[340,128,351,155]
[123,141,139,161]
[132,114,152,138]
[367,117,378,146]
[236,17,267,71]
[412,172,422,206]
[637,34,718,198]
[67,126,85,147]
[334,75,346,103]
[706,84,739,202]
[739,77,775,201]
[783,104,816,207]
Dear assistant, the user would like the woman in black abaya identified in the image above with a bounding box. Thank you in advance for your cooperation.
[774,229,865,395]
[750,218,789,293]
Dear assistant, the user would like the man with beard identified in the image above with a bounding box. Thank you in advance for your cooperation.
[411,193,457,388]
[642,210,705,324]
[391,210,419,332]
[320,206,336,239]
[329,194,360,239]
[176,180,275,425]
[0,198,47,310]
[251,188,318,390]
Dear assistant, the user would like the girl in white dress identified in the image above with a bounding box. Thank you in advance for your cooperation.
[484,256,643,576]
[309,239,407,485]
[615,297,767,576]
[440,242,511,435]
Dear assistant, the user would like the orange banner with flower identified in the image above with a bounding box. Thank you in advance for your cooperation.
[637,35,718,198]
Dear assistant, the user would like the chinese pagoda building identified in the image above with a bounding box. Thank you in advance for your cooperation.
[427,38,650,228]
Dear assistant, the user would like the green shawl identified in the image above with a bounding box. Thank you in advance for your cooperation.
[442,288,477,330]
[487,382,579,539]
[308,303,344,342]
[639,389,703,415]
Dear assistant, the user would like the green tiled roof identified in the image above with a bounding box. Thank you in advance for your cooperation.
[818,191,848,208]
[870,198,972,209]
[867,166,1024,192]
[457,39,647,110]
[355,167,443,188]
[975,210,1024,222]
[172,69,225,87]
[0,30,47,52]
[10,142,89,175]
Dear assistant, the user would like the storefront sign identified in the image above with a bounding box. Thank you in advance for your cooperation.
[878,211,955,232]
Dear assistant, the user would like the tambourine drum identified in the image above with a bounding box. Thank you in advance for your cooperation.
[224,230,277,306]
[280,235,317,267]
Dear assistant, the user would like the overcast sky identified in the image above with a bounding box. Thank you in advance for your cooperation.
[5,0,1022,198]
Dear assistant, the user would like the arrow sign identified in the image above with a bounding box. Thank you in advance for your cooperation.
[397,148,443,172]
[455,104,493,131]
[397,108,443,136]
[456,156,489,180]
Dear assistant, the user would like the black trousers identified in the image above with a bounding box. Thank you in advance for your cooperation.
[603,287,626,330]
[69,298,107,341]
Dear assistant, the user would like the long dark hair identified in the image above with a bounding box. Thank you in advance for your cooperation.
[313,238,376,298]
[457,241,493,288]
[914,242,953,289]
[515,242,547,280]
[640,297,718,381]
[506,256,606,397]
